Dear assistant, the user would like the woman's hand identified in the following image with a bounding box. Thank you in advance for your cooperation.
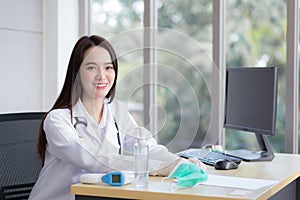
[186,157,206,171]
[155,157,206,177]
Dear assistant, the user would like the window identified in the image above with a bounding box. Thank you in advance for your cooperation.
[91,0,145,125]
[89,0,299,154]
[156,0,213,152]
[225,0,287,153]
[91,0,214,153]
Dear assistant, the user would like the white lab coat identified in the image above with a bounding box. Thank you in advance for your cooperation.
[29,99,178,200]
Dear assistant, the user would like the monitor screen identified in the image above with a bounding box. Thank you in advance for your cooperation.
[224,67,278,135]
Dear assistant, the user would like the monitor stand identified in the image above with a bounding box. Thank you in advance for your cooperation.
[224,133,275,162]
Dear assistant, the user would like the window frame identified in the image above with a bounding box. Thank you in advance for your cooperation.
[285,0,299,153]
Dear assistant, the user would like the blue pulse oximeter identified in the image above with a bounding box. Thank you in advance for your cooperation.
[101,171,125,186]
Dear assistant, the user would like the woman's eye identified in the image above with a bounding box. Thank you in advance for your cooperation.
[106,65,114,70]
[87,66,96,70]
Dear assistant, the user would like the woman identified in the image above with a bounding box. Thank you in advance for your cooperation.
[29,35,204,200]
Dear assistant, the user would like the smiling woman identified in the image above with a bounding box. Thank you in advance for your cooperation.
[28,35,205,200]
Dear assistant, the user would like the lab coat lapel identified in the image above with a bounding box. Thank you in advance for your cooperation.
[73,100,102,145]
[75,122,99,150]
[101,117,120,153]
[86,123,103,144]
[99,103,120,153]
[72,99,120,153]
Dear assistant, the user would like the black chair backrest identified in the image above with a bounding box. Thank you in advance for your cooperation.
[0,112,45,200]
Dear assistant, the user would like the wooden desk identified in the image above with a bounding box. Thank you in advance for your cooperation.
[71,153,300,200]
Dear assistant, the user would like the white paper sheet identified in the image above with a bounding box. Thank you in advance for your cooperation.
[199,175,279,190]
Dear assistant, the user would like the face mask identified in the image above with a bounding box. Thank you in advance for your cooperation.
[168,162,208,188]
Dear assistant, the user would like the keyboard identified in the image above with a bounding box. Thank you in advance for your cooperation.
[177,148,242,166]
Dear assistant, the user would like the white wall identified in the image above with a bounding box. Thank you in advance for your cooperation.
[0,0,79,113]
[0,0,43,113]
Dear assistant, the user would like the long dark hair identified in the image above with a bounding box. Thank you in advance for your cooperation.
[37,35,118,165]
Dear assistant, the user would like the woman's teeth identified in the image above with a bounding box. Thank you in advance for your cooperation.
[95,83,106,87]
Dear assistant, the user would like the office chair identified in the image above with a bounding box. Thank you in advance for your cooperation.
[0,112,45,200]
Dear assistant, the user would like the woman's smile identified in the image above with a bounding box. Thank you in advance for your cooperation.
[94,82,108,89]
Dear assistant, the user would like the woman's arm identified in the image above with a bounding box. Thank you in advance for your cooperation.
[44,109,163,173]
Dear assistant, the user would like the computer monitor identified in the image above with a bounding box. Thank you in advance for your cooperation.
[224,67,278,161]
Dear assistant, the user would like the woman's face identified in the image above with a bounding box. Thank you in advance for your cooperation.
[79,46,115,101]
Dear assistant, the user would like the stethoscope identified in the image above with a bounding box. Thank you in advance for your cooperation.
[74,116,121,154]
